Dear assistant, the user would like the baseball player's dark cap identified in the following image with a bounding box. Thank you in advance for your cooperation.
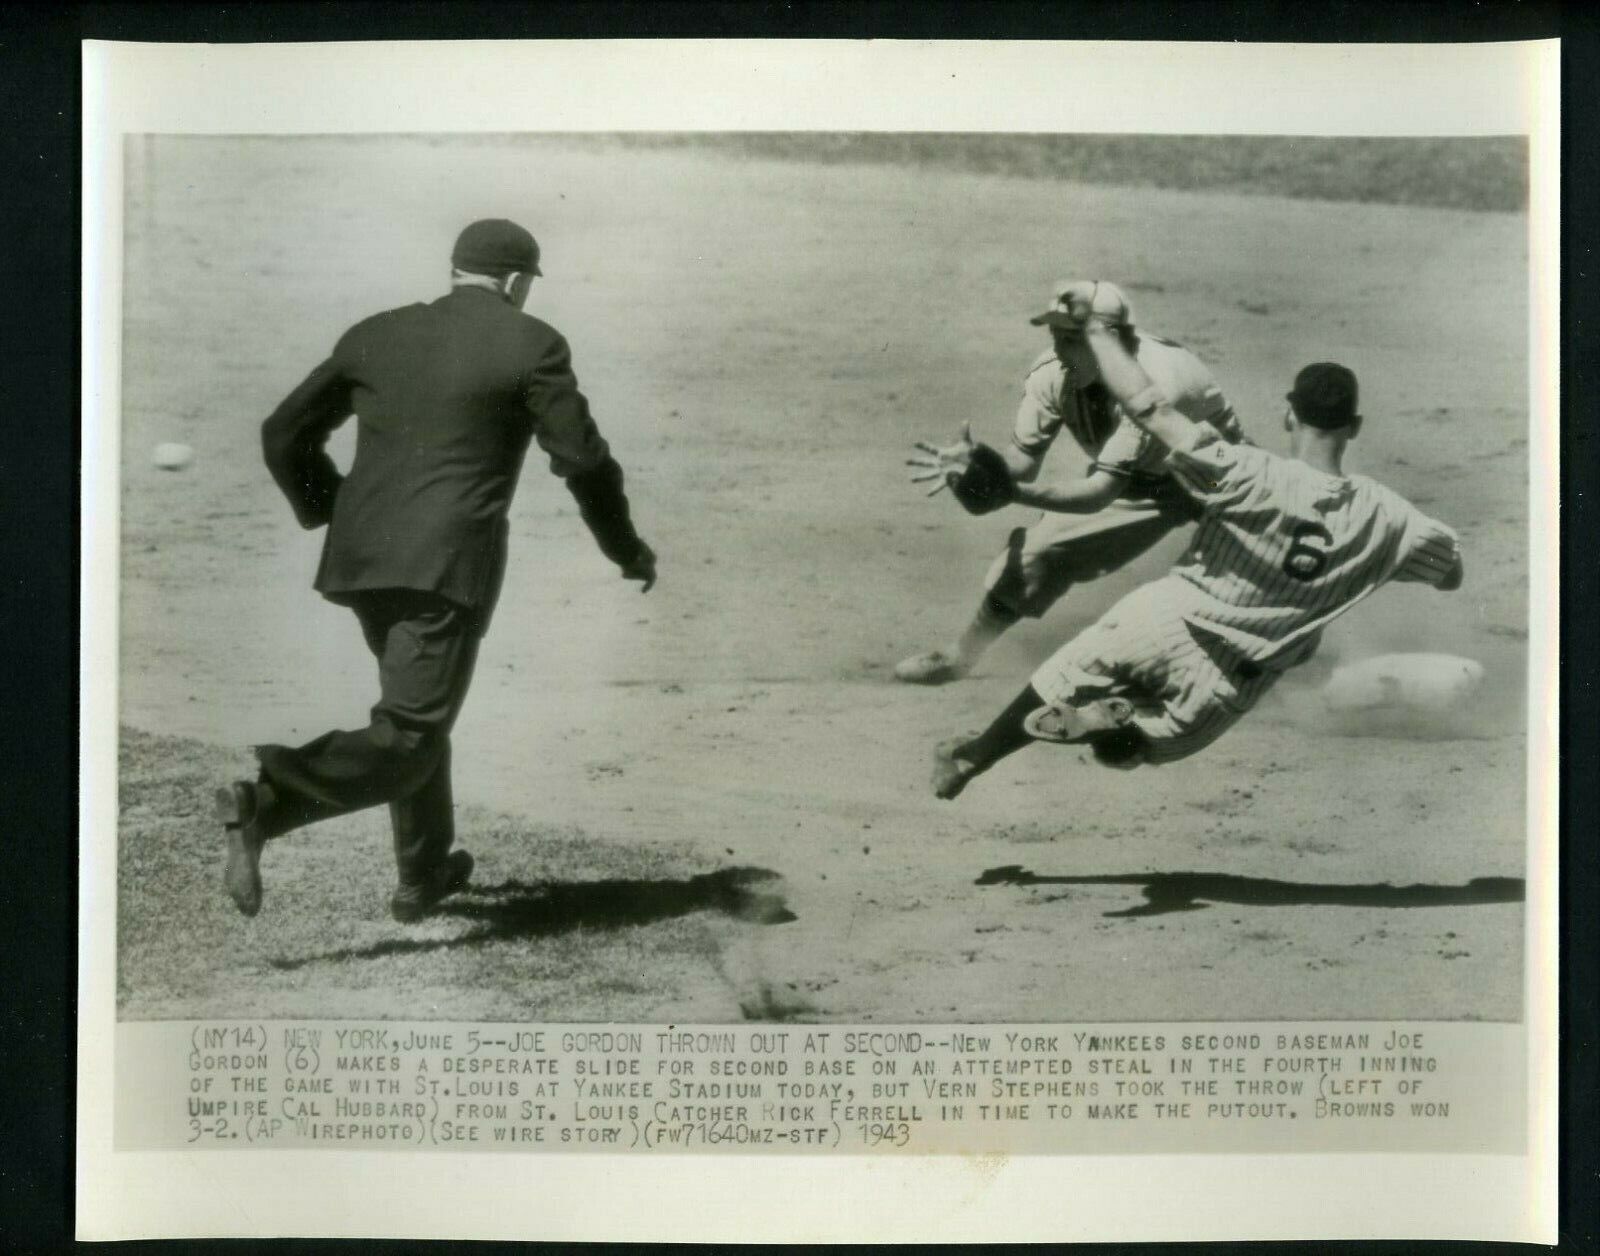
[1029,278,1133,330]
[1286,362,1359,429]
[451,218,542,277]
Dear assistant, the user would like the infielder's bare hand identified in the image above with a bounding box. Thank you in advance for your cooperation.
[907,422,977,497]
[621,540,657,592]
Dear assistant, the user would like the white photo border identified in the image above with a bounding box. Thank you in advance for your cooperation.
[80,38,1559,1244]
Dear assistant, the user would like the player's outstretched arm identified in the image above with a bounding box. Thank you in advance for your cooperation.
[1001,442,1045,483]
[1010,467,1124,515]
[1082,321,1198,455]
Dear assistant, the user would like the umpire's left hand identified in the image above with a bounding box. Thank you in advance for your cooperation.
[621,540,657,592]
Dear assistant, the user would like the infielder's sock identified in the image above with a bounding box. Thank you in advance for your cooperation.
[954,595,1021,667]
[959,684,1045,769]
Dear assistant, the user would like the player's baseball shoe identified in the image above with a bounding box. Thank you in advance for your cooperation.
[216,780,267,917]
[390,850,474,924]
[895,649,971,685]
[932,737,983,800]
[1023,696,1135,744]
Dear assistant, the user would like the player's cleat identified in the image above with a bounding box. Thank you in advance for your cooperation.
[216,781,267,918]
[895,649,971,685]
[932,737,982,800]
[1023,696,1135,744]
[390,850,475,924]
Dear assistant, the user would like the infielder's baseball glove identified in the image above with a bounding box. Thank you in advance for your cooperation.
[951,442,1014,515]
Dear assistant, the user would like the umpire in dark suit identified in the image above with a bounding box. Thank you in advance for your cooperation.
[217,218,656,923]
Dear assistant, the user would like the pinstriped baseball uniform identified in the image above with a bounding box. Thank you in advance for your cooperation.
[989,335,1245,617]
[1030,426,1462,764]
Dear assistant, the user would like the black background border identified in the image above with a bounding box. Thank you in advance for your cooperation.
[3,1,1585,1250]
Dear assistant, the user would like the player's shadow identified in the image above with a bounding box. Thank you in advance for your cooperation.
[267,866,795,970]
[976,865,1524,919]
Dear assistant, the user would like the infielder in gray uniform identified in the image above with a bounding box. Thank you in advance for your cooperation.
[900,279,1244,684]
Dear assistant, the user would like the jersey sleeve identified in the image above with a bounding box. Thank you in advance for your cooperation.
[1012,361,1065,456]
[1391,506,1463,587]
[1161,423,1262,510]
[1185,384,1247,445]
[1155,342,1245,444]
[1208,401,1248,445]
[1089,417,1151,482]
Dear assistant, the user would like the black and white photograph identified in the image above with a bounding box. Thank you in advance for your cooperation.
[113,128,1531,1025]
[80,38,1558,1244]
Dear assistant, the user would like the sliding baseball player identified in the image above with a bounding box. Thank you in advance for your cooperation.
[900,278,1244,684]
[932,284,1463,796]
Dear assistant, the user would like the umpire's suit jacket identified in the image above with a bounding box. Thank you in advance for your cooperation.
[261,286,640,630]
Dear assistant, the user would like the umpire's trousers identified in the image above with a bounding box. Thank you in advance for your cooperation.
[251,588,481,885]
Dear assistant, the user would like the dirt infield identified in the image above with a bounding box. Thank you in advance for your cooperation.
[115,137,1528,1022]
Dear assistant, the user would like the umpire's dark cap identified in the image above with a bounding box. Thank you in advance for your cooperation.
[1287,362,1359,429]
[452,219,542,277]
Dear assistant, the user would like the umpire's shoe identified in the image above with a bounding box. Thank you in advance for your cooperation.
[215,780,269,917]
[390,850,475,924]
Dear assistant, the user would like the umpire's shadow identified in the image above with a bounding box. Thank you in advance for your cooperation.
[269,866,795,970]
[976,865,1525,919]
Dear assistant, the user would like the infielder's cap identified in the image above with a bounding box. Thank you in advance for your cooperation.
[1286,362,1359,429]
[1029,278,1133,330]
[451,218,542,277]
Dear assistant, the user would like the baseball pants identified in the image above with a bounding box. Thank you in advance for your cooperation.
[1028,578,1295,765]
[983,494,1198,619]
[251,588,481,885]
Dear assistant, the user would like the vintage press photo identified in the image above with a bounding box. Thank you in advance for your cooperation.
[80,40,1558,1243]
